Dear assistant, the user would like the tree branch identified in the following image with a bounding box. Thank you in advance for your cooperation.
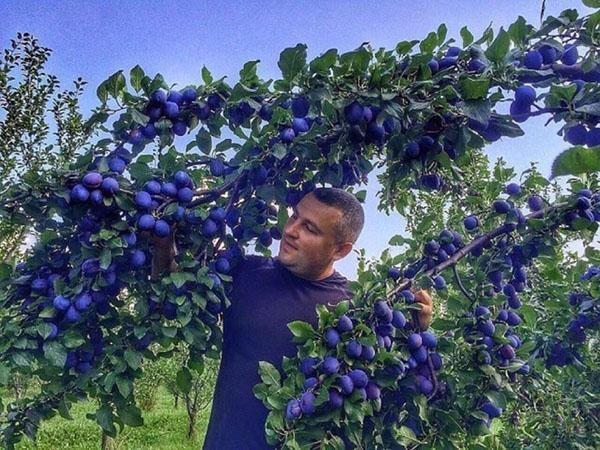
[387,198,574,301]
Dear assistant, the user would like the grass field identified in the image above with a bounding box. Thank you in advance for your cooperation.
[12,386,212,450]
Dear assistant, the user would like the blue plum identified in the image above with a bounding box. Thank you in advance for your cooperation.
[322,356,340,375]
[325,328,340,348]
[566,125,592,144]
[138,214,156,231]
[53,295,70,311]
[523,50,543,69]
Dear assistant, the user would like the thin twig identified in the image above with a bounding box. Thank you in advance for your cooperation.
[452,265,475,303]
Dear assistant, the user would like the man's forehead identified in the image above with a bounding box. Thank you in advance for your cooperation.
[296,194,342,226]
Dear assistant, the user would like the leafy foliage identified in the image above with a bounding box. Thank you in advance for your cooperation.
[0,6,599,450]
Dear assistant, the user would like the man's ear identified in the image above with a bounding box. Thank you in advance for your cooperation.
[333,242,353,261]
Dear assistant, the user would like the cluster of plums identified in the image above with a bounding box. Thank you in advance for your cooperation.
[548,265,599,366]
[125,88,224,143]
[278,96,319,144]
[285,296,442,421]
[388,228,465,290]
[383,183,600,427]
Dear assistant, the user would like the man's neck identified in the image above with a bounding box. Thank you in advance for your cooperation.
[275,257,334,281]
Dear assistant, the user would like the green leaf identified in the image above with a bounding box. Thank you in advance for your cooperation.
[414,394,429,422]
[0,263,12,280]
[40,230,58,245]
[43,341,67,367]
[339,46,371,75]
[130,108,149,125]
[575,102,600,116]
[124,350,142,370]
[395,40,418,56]
[130,65,145,92]
[343,399,365,422]
[176,367,192,394]
[485,390,507,409]
[459,77,490,100]
[431,318,457,331]
[148,73,166,95]
[519,304,537,324]
[96,80,109,104]
[583,0,600,7]
[171,271,195,289]
[258,361,281,387]
[36,322,54,339]
[446,295,468,315]
[118,404,144,427]
[437,23,448,44]
[461,99,491,125]
[53,398,71,422]
[551,146,600,178]
[63,330,86,348]
[100,248,112,270]
[270,143,288,160]
[392,425,419,445]
[309,49,338,74]
[485,28,510,63]
[38,305,56,319]
[471,410,490,421]
[162,326,177,338]
[11,352,33,367]
[128,161,153,184]
[201,66,213,84]
[460,26,474,47]
[508,16,529,46]
[492,117,524,138]
[0,364,11,385]
[116,376,133,398]
[278,44,307,81]
[239,60,260,84]
[287,320,315,342]
[335,300,350,316]
[105,70,126,99]
[196,128,212,155]
[95,405,117,437]
[420,32,438,53]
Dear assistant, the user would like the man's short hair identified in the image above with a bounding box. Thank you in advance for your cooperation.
[310,187,365,244]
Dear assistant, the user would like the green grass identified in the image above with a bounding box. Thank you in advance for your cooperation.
[13,386,212,450]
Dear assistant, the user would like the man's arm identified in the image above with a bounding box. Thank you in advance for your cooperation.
[150,233,178,279]
[414,289,433,329]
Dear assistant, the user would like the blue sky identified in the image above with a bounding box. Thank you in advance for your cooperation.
[0,1,591,278]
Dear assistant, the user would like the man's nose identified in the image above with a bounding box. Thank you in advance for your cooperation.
[284,220,299,238]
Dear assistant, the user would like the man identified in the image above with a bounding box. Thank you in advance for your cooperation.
[152,187,432,449]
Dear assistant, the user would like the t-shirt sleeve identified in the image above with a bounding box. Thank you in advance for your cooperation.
[225,254,268,307]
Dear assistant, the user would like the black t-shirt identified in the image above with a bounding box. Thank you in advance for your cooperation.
[203,255,351,450]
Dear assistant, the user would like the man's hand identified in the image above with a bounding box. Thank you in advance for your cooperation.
[145,229,178,279]
[414,289,433,329]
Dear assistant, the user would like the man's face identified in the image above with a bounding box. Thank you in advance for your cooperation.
[277,192,351,280]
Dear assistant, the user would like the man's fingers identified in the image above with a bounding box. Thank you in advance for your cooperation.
[413,289,433,329]
[414,289,432,306]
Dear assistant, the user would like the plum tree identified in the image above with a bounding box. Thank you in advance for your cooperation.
[1,7,599,450]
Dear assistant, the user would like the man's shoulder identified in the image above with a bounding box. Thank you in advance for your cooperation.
[231,254,274,275]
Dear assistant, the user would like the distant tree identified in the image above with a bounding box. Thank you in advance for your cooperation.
[0,32,88,263]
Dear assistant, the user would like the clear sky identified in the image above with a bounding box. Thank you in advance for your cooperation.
[0,1,592,278]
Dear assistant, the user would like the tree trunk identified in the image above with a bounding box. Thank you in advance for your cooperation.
[185,393,197,439]
[101,432,111,450]
[187,414,196,440]
[174,393,179,408]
